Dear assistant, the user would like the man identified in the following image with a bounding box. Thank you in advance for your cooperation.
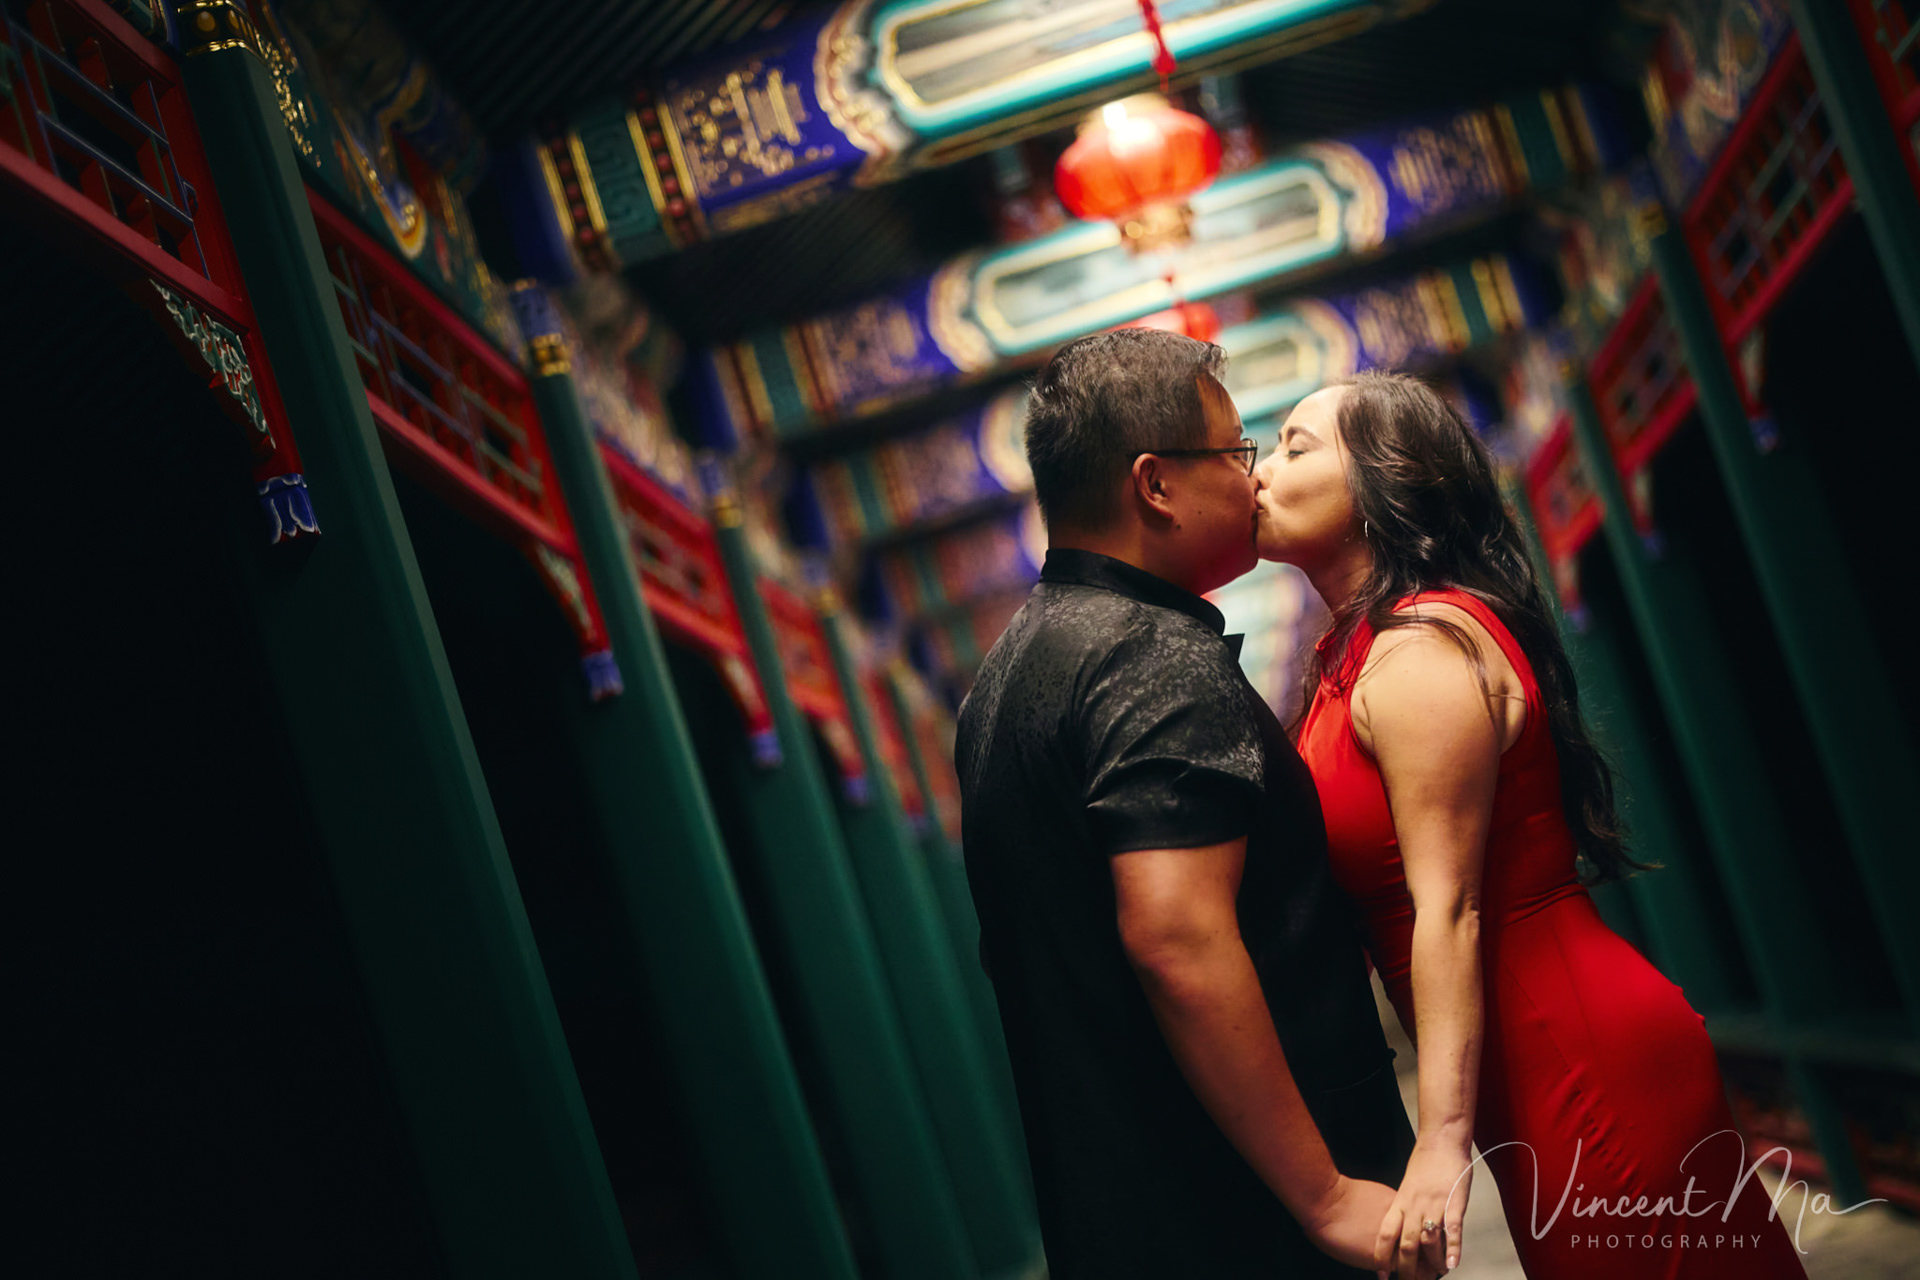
[956,330,1418,1278]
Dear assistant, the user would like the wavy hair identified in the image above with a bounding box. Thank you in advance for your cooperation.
[1297,371,1647,884]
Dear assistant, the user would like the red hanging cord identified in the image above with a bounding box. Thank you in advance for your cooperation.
[1138,0,1181,303]
[1137,0,1177,93]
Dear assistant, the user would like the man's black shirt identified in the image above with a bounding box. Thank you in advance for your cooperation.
[955,550,1407,1279]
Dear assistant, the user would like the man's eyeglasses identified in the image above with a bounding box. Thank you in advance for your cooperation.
[1137,439,1259,475]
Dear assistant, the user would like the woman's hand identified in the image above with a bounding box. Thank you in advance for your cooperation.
[1353,614,1498,1277]
[1375,1135,1473,1277]
[1301,1175,1400,1272]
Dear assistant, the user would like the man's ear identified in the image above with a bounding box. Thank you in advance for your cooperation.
[1130,453,1176,522]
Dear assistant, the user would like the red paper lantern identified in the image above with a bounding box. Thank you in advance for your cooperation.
[1054,96,1222,246]
[1118,301,1221,344]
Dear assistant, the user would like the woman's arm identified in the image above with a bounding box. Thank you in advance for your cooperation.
[1352,618,1509,1275]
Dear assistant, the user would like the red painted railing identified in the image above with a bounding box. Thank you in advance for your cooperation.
[1576,27,1879,510]
[760,579,866,790]
[908,691,965,846]
[1,0,308,537]
[307,188,618,696]
[1524,415,1601,615]
[601,443,776,754]
[1682,36,1854,412]
[3,0,222,296]
[1586,277,1697,531]
[862,666,925,822]
[1850,0,1920,194]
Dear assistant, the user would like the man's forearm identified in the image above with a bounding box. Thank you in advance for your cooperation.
[1131,933,1342,1220]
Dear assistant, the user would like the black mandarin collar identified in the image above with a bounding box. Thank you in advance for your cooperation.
[1041,548,1231,637]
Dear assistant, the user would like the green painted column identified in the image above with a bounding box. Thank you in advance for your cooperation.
[176,15,634,1277]
[921,828,1009,1082]
[1648,218,1920,1021]
[880,670,1026,1132]
[883,672,1037,1221]
[703,462,978,1280]
[1565,375,1866,1202]
[1505,479,1736,1013]
[511,286,858,1280]
[813,598,1041,1278]
[1788,0,1920,368]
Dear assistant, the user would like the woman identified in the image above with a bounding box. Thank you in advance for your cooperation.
[1251,372,1806,1280]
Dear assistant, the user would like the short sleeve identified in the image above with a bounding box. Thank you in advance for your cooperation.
[1081,620,1264,855]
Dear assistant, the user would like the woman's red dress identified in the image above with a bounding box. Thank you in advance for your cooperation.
[1297,588,1807,1278]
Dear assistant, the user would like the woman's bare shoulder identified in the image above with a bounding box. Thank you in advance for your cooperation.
[1372,601,1515,679]
[1354,599,1526,749]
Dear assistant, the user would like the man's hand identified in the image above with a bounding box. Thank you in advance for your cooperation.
[1296,1174,1402,1272]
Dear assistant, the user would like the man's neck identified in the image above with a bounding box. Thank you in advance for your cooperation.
[1048,526,1203,596]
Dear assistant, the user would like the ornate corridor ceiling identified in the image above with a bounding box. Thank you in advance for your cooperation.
[388,0,1639,345]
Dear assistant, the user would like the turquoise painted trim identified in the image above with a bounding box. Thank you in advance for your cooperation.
[753,332,816,438]
[571,101,671,266]
[870,0,1372,136]
[1180,159,1354,296]
[970,159,1350,356]
[911,547,949,614]
[1447,262,1492,345]
[1218,311,1345,419]
[1503,92,1568,191]
[849,461,892,538]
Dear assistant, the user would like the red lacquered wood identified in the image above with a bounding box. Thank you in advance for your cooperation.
[602,445,750,657]
[1682,37,1858,351]
[366,391,574,551]
[761,579,846,724]
[306,188,524,382]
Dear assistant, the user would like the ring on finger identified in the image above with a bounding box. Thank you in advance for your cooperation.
[1420,1219,1441,1236]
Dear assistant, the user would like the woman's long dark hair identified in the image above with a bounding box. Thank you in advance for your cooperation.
[1295,371,1647,885]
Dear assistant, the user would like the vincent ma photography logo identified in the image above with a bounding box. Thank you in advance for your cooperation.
[1451,1129,1885,1257]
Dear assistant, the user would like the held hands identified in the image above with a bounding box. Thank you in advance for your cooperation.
[1302,1175,1400,1273]
[1375,1134,1473,1279]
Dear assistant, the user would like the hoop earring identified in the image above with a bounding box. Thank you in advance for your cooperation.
[1364,519,1371,542]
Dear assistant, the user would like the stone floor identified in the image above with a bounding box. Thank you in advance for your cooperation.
[1375,979,1920,1279]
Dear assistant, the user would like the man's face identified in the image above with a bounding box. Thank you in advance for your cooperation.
[1167,375,1259,593]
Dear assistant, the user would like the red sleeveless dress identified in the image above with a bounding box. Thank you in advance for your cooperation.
[1298,589,1806,1278]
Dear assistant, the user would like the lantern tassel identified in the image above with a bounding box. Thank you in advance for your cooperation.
[1137,0,1177,92]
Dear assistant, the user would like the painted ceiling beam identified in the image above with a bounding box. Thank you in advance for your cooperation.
[501,0,1437,274]
[690,83,1615,448]
[816,248,1551,643]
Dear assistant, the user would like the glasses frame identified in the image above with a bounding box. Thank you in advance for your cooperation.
[1137,438,1259,475]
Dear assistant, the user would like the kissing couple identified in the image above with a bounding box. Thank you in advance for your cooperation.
[955,330,1806,1279]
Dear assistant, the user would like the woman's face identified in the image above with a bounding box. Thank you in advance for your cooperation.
[1252,386,1357,566]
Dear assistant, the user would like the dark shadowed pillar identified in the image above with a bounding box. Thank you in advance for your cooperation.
[706,461,979,1280]
[1507,477,1735,1013]
[177,6,635,1274]
[513,284,860,1280]
[1566,374,1866,1203]
[1644,214,1920,1025]
[814,594,1042,1277]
